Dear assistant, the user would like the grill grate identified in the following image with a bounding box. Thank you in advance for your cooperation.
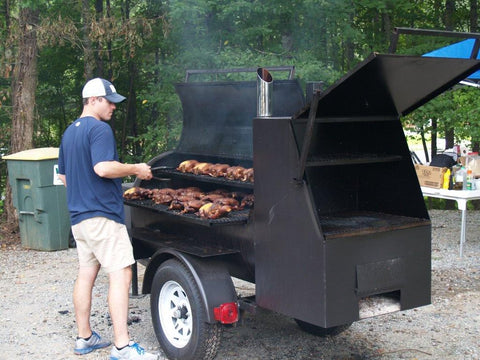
[151,168,254,189]
[318,211,430,239]
[124,198,250,227]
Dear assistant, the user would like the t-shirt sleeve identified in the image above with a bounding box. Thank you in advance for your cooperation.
[90,123,117,166]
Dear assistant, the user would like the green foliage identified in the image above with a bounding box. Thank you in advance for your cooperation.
[2,0,480,213]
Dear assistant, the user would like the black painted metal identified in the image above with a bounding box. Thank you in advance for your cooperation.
[174,79,305,159]
[389,27,480,54]
[127,55,480,328]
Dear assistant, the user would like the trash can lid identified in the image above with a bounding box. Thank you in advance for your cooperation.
[2,147,59,160]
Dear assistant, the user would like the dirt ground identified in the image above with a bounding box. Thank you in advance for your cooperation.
[0,209,479,360]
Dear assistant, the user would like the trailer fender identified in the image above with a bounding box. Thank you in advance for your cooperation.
[142,249,238,323]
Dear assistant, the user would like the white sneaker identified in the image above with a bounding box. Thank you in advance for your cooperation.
[73,330,111,355]
[109,341,159,360]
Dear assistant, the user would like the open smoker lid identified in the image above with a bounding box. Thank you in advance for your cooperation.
[175,79,305,159]
[298,53,480,118]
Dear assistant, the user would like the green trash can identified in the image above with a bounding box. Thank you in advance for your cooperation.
[3,147,71,251]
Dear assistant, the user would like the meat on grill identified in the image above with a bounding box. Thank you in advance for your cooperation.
[192,162,213,175]
[174,159,254,182]
[150,188,178,204]
[240,194,255,208]
[198,202,233,219]
[201,193,228,202]
[123,187,152,200]
[176,187,204,199]
[177,160,199,173]
[207,189,232,197]
[208,164,230,177]
[182,199,208,214]
[151,192,174,205]
[225,166,245,180]
[169,199,184,211]
[123,186,254,219]
[213,197,240,210]
[242,168,254,182]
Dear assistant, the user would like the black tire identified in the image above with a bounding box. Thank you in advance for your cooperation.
[150,259,222,360]
[294,319,352,337]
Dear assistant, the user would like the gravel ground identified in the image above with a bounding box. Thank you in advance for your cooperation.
[0,209,479,360]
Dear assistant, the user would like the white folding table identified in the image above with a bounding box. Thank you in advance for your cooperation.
[421,186,480,257]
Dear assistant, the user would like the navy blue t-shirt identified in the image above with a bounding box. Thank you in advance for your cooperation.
[58,116,124,225]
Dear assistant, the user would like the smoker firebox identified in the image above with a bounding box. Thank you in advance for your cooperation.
[125,56,480,360]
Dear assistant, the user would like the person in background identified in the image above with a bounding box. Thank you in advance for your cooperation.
[58,78,158,360]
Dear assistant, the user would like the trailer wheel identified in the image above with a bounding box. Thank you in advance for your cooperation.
[150,259,222,360]
[294,319,352,337]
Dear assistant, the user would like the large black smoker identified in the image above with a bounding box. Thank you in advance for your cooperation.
[124,53,480,360]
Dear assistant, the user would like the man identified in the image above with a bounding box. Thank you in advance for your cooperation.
[58,78,158,360]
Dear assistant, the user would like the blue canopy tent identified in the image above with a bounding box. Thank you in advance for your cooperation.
[423,38,480,80]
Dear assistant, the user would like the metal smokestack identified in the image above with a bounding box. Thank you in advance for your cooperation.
[257,67,273,117]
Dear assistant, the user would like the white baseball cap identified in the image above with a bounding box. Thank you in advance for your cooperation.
[82,78,126,103]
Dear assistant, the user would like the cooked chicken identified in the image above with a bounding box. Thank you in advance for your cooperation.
[177,160,199,173]
[242,168,254,182]
[208,163,230,177]
[206,189,231,197]
[198,202,232,219]
[240,194,254,208]
[176,187,203,198]
[213,197,240,210]
[168,199,184,211]
[152,188,177,196]
[192,162,213,175]
[174,194,197,202]
[181,199,208,214]
[150,192,174,205]
[201,193,227,202]
[123,187,152,200]
[226,166,245,180]
[230,191,247,200]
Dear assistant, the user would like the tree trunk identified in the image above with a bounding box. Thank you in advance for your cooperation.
[470,0,478,31]
[82,0,95,79]
[431,119,438,159]
[5,6,39,227]
[443,0,456,150]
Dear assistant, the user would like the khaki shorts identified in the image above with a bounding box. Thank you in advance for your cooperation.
[71,217,135,273]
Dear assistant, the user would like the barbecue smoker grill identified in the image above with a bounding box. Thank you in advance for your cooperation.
[124,54,480,360]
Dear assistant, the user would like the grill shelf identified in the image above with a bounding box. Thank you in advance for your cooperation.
[306,154,402,167]
[124,198,250,227]
[318,211,430,239]
[151,168,254,189]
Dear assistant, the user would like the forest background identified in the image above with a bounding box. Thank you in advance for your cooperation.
[2,0,480,224]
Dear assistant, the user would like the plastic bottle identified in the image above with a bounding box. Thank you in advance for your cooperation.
[456,166,466,190]
[466,168,474,190]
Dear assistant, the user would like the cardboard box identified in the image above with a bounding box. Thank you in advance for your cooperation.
[459,155,480,177]
[415,164,447,188]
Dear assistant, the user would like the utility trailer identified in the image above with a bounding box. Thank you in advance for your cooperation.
[124,53,480,360]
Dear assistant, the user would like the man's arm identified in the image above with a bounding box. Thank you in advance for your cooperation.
[93,161,152,180]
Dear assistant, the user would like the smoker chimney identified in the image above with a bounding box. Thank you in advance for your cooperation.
[257,68,273,117]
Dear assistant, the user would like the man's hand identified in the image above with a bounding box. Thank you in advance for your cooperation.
[135,163,152,180]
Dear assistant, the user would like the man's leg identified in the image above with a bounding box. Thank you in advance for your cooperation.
[73,264,100,338]
[108,266,132,348]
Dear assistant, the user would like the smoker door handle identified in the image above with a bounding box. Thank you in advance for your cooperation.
[295,91,321,183]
